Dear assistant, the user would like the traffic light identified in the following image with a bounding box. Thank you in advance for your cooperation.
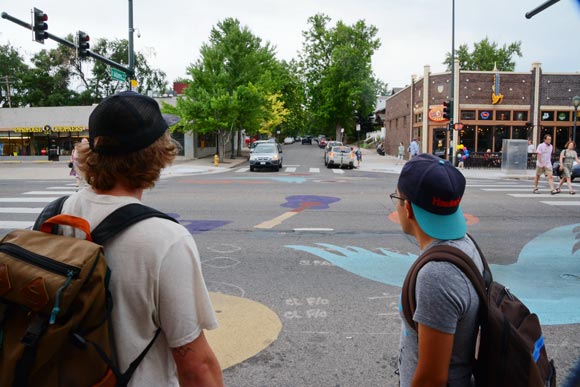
[442,100,453,120]
[77,31,90,58]
[32,8,48,43]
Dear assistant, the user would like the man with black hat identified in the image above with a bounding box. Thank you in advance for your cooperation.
[63,91,223,386]
[391,154,483,387]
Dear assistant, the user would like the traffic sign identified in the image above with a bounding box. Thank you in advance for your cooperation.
[111,68,126,82]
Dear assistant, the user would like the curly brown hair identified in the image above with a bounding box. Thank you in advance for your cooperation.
[76,131,179,191]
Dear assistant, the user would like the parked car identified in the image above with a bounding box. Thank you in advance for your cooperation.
[324,141,343,165]
[302,136,313,144]
[249,143,283,171]
[553,161,580,182]
[326,146,355,169]
[283,137,295,144]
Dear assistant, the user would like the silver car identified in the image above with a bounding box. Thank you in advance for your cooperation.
[249,143,283,171]
[326,146,354,169]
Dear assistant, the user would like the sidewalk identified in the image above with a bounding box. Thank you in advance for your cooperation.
[355,147,536,180]
[0,148,535,181]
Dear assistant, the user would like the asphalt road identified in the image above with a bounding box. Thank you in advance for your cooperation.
[1,142,579,386]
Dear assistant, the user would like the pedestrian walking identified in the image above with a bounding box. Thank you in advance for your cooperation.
[390,154,484,387]
[533,134,557,194]
[69,138,88,187]
[409,138,420,158]
[397,142,405,164]
[355,146,362,167]
[556,140,580,195]
[63,91,223,386]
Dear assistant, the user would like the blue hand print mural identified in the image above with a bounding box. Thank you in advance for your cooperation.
[287,224,580,325]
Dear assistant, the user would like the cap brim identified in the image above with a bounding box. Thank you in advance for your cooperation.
[411,203,466,240]
[162,113,181,127]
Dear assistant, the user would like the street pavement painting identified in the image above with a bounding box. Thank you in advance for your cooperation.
[205,292,282,370]
[255,195,340,229]
[166,213,231,234]
[286,223,580,325]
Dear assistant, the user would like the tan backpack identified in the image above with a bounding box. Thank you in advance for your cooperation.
[0,197,176,387]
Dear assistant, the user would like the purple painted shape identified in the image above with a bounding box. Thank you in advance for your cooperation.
[164,213,231,234]
[280,195,340,210]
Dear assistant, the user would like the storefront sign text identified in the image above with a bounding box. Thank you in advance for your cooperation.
[12,126,85,133]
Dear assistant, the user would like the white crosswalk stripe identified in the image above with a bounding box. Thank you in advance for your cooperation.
[23,191,74,195]
[309,168,320,173]
[332,169,345,174]
[285,167,297,173]
[471,180,580,207]
[0,208,43,214]
[0,221,34,229]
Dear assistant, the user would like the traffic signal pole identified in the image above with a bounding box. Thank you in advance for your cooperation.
[128,0,135,90]
[1,10,135,79]
[449,0,456,163]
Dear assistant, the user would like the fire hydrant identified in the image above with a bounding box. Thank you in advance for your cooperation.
[213,154,219,166]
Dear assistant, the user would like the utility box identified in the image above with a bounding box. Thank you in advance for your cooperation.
[501,139,527,174]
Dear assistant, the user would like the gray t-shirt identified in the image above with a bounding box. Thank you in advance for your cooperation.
[398,236,484,387]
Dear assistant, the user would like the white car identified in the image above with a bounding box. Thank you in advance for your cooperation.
[283,137,294,144]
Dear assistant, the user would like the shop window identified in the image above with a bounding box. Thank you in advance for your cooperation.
[171,132,185,156]
[555,127,570,152]
[493,127,508,152]
[541,111,554,121]
[556,111,570,122]
[477,126,493,152]
[512,126,530,140]
[461,125,475,151]
[415,113,423,123]
[461,110,476,120]
[479,110,493,121]
[496,111,511,121]
[514,111,528,121]
[198,133,216,149]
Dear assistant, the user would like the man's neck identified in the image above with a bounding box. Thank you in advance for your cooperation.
[94,184,143,201]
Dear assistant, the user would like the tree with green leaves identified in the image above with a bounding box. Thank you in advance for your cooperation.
[299,14,381,141]
[444,37,523,71]
[0,43,29,108]
[88,38,168,100]
[167,18,286,161]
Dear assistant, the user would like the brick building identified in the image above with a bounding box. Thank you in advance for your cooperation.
[382,62,580,157]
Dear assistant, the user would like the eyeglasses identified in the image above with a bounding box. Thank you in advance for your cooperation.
[389,192,406,207]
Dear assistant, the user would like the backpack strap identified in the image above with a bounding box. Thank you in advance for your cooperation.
[91,203,178,245]
[401,238,490,331]
[32,196,69,233]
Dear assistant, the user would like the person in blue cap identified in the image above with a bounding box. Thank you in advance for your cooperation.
[391,153,484,387]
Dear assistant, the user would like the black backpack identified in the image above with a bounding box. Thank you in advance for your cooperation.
[401,237,556,387]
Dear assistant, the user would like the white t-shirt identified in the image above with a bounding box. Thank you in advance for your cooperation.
[61,188,218,386]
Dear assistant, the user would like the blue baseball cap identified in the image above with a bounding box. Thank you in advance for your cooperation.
[397,154,466,240]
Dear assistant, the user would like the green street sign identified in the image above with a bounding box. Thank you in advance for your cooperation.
[111,68,126,82]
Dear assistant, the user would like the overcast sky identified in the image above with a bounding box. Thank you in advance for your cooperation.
[2,0,579,92]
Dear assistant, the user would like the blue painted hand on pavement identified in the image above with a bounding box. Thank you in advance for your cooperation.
[286,223,580,325]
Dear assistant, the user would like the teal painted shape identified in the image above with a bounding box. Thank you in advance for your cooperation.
[286,224,580,325]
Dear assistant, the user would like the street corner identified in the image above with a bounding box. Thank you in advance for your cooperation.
[206,292,282,370]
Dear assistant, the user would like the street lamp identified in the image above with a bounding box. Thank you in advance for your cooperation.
[573,96,580,147]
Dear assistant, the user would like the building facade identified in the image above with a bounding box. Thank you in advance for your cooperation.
[0,97,232,160]
[382,63,580,157]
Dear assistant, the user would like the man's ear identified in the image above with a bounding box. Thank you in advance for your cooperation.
[404,201,415,220]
